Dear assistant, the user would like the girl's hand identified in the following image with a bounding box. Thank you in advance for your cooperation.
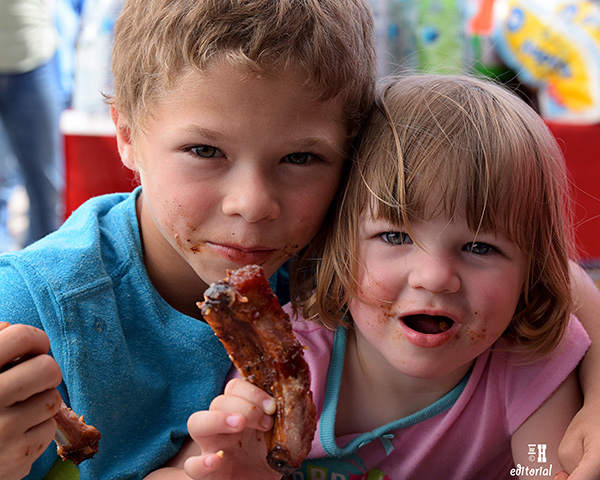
[0,323,63,480]
[184,378,281,480]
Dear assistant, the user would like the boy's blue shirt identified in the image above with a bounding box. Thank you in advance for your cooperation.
[0,188,234,479]
[268,260,290,306]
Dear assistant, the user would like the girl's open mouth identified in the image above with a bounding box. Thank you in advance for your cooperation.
[403,314,455,335]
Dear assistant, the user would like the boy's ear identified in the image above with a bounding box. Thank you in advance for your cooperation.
[110,105,138,172]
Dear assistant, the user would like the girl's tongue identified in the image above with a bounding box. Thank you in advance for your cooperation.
[403,315,453,334]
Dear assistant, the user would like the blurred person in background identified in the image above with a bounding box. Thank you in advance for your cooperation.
[0,0,65,250]
[0,122,21,252]
[55,0,85,108]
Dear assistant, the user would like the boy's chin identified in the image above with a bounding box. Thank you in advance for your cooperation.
[186,257,279,288]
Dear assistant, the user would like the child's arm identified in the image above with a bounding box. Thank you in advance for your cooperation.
[556,263,600,478]
[0,323,63,480]
[144,379,280,480]
[511,371,582,479]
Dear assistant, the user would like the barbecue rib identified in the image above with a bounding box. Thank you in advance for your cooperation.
[199,265,316,475]
[53,402,101,464]
[0,322,101,464]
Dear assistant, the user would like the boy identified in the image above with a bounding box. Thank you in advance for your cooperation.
[0,1,376,478]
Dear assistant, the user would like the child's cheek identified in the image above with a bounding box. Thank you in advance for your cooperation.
[356,266,398,303]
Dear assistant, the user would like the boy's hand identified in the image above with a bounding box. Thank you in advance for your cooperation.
[184,378,281,480]
[0,323,63,480]
[562,262,600,479]
[558,402,600,479]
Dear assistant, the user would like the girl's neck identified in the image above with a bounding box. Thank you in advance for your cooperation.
[335,329,472,437]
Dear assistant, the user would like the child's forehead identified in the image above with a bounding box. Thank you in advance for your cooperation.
[361,183,516,238]
[132,60,350,157]
[160,60,330,100]
[139,60,349,136]
[144,60,345,119]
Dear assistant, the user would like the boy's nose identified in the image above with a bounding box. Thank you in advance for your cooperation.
[407,251,461,294]
[221,169,281,222]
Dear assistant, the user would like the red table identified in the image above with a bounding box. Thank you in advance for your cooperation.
[60,110,138,218]
[546,122,600,263]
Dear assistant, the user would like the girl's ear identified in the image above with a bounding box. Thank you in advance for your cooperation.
[110,105,138,172]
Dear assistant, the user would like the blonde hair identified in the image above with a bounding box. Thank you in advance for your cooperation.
[295,74,575,357]
[110,0,376,137]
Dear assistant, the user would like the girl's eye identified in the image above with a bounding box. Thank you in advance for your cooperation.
[191,145,221,158]
[283,152,316,165]
[465,242,495,255]
[380,231,411,245]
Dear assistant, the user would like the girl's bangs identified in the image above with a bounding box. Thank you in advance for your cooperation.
[358,87,562,251]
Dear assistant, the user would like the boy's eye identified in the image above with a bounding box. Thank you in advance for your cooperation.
[465,242,495,255]
[380,231,411,245]
[191,145,220,158]
[283,152,316,165]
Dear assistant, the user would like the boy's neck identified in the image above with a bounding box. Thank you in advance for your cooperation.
[335,330,471,436]
[136,194,208,319]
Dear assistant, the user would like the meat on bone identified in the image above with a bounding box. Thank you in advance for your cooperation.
[199,265,316,475]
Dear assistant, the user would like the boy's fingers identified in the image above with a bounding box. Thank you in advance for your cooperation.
[0,412,57,467]
[564,454,600,480]
[0,324,50,368]
[224,378,276,414]
[18,416,57,461]
[6,389,63,433]
[0,354,62,407]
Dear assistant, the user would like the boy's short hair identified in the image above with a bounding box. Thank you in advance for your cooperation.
[110,0,376,137]
[296,74,574,358]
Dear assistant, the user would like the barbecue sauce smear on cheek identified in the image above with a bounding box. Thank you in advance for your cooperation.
[381,306,405,341]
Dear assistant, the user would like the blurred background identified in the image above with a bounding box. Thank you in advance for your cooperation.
[1,0,600,284]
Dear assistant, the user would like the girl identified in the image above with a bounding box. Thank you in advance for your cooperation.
[180,74,592,479]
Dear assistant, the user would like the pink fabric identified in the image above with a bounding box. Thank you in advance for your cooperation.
[286,305,590,480]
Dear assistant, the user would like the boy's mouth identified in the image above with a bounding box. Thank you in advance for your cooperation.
[207,242,276,265]
[402,315,455,335]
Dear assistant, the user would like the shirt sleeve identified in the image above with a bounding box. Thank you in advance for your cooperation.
[504,315,590,434]
[0,260,44,328]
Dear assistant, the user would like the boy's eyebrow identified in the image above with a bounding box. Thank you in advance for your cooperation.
[183,126,226,142]
[183,126,344,153]
[293,137,341,151]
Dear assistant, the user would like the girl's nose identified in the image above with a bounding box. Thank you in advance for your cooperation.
[221,168,281,222]
[407,250,461,294]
